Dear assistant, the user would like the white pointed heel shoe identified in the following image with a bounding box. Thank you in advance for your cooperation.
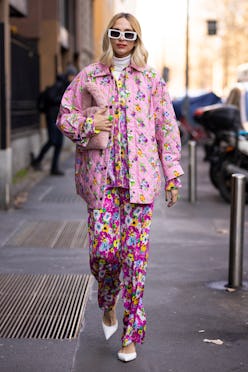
[102,294,119,340]
[117,351,137,362]
[102,320,118,340]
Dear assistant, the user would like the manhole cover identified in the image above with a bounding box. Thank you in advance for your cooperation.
[0,273,93,339]
[207,280,248,291]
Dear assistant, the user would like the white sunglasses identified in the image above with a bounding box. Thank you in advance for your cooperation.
[108,29,137,41]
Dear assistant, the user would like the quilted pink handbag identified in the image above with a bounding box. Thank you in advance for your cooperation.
[80,83,111,150]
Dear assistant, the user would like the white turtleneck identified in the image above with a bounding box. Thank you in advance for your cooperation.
[112,54,131,80]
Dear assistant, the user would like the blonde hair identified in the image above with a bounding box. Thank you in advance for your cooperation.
[100,13,148,67]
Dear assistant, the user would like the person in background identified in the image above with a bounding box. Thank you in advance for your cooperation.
[31,65,77,175]
[57,13,183,362]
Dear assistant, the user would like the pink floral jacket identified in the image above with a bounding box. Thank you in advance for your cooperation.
[56,62,184,209]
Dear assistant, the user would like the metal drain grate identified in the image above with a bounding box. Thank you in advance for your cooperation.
[0,273,93,339]
[53,221,88,249]
[5,220,88,249]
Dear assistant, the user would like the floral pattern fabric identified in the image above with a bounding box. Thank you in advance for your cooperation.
[106,70,129,187]
[107,70,181,191]
[56,62,184,209]
[88,187,154,346]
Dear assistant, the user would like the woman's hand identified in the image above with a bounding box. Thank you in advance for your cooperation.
[165,189,179,207]
[94,107,113,132]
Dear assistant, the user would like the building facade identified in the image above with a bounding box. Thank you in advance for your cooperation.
[180,0,248,96]
[0,0,94,209]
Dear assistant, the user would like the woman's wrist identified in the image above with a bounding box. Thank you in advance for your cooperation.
[84,115,96,137]
[165,178,181,191]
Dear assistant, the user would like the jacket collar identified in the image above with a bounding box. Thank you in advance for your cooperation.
[130,63,145,72]
[92,62,145,77]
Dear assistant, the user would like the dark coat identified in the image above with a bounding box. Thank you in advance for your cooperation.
[38,74,70,124]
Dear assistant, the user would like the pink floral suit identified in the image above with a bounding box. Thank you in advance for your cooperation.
[57,61,184,346]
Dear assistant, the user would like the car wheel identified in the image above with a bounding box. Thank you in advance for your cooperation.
[217,155,248,204]
[209,162,221,189]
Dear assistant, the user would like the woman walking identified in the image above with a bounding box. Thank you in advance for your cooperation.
[57,13,183,362]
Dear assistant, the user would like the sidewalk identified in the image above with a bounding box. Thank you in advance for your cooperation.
[0,146,247,372]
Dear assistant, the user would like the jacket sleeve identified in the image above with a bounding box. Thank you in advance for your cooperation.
[56,69,96,146]
[153,75,184,183]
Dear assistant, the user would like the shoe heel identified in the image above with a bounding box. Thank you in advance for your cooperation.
[102,320,118,340]
[117,351,137,362]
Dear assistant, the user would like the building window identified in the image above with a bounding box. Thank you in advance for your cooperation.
[11,35,40,131]
[207,20,217,35]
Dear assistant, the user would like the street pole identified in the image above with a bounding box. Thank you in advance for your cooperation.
[228,174,246,289]
[188,140,197,203]
[183,0,190,123]
[185,0,189,98]
[0,0,12,209]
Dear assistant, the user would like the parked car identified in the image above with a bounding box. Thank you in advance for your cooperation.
[225,82,248,131]
[172,92,221,145]
[193,83,248,203]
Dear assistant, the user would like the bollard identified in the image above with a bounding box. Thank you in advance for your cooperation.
[228,173,246,289]
[188,140,197,203]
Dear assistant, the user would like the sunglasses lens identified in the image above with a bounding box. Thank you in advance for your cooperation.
[109,29,120,39]
[124,32,136,40]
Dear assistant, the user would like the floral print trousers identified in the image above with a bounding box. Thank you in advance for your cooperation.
[88,187,154,346]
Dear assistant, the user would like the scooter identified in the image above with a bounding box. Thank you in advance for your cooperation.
[216,130,248,203]
[194,104,248,203]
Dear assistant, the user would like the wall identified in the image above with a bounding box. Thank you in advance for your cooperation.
[93,0,115,60]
